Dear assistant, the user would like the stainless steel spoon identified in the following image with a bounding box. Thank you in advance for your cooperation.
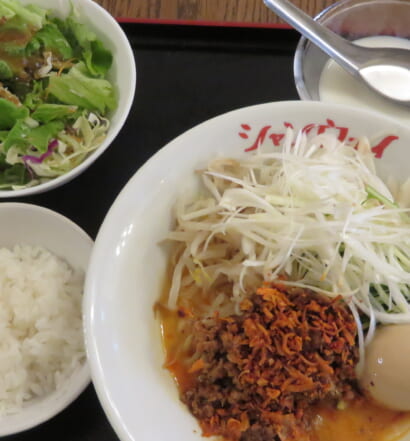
[263,0,410,106]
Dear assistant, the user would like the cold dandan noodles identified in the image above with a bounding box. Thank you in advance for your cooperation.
[157,128,410,441]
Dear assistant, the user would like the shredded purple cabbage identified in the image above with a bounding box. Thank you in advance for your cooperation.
[22,139,58,165]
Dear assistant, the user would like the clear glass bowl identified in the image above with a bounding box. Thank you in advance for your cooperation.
[294,0,410,101]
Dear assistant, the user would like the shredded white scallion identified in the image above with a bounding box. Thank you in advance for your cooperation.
[166,129,410,353]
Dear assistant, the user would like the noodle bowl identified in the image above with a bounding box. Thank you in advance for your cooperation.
[84,101,410,441]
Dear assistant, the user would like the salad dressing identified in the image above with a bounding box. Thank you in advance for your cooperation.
[0,27,32,43]
[0,29,35,78]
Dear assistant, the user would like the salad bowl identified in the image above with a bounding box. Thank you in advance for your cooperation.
[0,0,136,197]
[84,100,410,441]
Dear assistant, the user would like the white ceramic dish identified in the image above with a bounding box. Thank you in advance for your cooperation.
[0,203,93,436]
[293,0,410,127]
[0,0,136,198]
[84,101,410,441]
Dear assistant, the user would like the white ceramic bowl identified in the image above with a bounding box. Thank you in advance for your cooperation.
[293,0,410,126]
[84,101,410,441]
[0,0,136,198]
[0,203,93,436]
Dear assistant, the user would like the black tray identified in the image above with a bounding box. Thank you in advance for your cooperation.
[6,22,300,441]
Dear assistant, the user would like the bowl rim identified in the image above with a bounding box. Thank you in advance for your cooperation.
[294,37,312,100]
[0,202,93,436]
[0,0,137,199]
[83,100,410,441]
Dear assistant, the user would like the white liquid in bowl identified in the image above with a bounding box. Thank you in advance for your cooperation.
[319,36,410,126]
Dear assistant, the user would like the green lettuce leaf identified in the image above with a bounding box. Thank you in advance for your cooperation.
[0,61,13,80]
[24,36,40,55]
[32,104,78,123]
[47,62,116,113]
[53,16,112,77]
[3,120,63,153]
[26,121,64,152]
[0,3,16,21]
[2,120,30,151]
[0,0,46,30]
[66,17,96,47]
[0,159,29,188]
[23,80,44,109]
[27,121,64,153]
[0,98,29,130]
[27,23,73,59]
[83,39,113,77]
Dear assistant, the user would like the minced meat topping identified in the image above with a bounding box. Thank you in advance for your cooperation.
[179,283,359,441]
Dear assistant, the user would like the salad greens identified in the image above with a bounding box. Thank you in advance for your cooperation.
[0,0,116,190]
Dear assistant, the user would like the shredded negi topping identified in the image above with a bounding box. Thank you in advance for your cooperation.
[0,0,116,189]
[179,283,358,441]
[166,130,410,364]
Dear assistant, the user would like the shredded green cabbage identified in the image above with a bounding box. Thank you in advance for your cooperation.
[3,113,109,189]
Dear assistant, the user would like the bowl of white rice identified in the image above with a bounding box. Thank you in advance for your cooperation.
[0,203,93,436]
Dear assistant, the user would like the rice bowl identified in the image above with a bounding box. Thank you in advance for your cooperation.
[84,101,410,441]
[0,203,93,436]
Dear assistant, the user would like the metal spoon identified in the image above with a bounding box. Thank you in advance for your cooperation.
[263,0,410,106]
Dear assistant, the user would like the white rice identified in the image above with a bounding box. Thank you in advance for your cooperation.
[0,244,85,415]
